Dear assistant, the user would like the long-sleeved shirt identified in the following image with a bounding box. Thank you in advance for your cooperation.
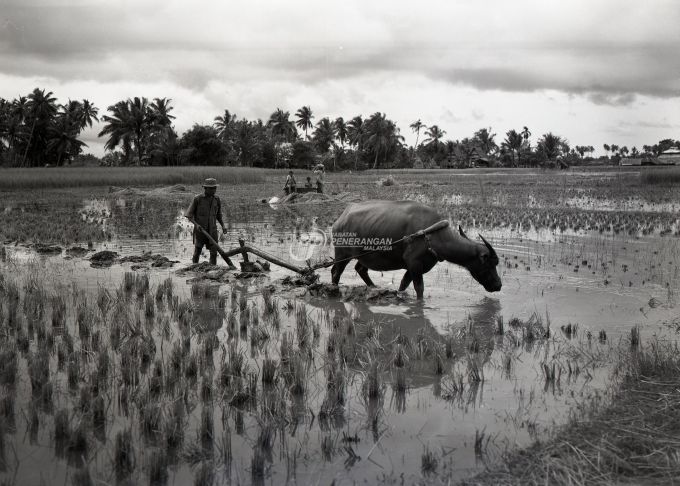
[185,194,224,238]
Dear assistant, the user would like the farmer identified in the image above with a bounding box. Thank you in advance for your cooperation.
[185,177,233,267]
[314,166,325,193]
[284,170,297,195]
[304,176,313,189]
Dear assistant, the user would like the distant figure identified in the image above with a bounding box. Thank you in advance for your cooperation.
[185,178,228,266]
[284,170,297,195]
[305,176,313,189]
[314,166,325,193]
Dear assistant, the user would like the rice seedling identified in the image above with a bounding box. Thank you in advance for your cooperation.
[560,323,578,339]
[287,354,308,397]
[251,447,266,484]
[0,395,15,431]
[421,445,438,475]
[72,466,93,486]
[295,303,311,348]
[474,427,491,458]
[630,325,641,349]
[28,403,39,444]
[28,352,49,396]
[495,315,505,335]
[67,421,89,466]
[145,294,156,318]
[114,429,135,480]
[140,402,163,443]
[362,360,382,400]
[148,449,169,486]
[0,346,18,387]
[542,361,561,384]
[199,406,214,452]
[193,461,215,486]
[135,273,150,299]
[0,423,8,471]
[262,358,278,386]
[51,294,67,328]
[165,399,185,454]
[467,355,484,383]
[123,272,136,293]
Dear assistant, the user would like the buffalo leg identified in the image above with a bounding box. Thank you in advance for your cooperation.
[398,271,412,291]
[355,262,376,287]
[331,259,350,285]
[412,273,425,300]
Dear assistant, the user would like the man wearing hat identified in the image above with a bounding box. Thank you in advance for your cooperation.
[185,178,228,265]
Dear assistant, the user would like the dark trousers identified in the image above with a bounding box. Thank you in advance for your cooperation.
[192,230,217,264]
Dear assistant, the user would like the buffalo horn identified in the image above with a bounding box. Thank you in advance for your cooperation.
[478,234,497,259]
[458,225,470,239]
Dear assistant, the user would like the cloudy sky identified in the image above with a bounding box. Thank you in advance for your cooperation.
[2,0,679,156]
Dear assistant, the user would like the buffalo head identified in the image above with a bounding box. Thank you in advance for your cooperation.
[465,234,502,292]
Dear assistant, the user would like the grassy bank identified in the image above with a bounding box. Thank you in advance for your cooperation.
[460,342,680,486]
[0,166,271,190]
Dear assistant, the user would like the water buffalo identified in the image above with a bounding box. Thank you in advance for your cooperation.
[330,200,502,299]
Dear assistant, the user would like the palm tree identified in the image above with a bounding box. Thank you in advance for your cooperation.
[214,109,236,142]
[521,126,531,144]
[128,97,152,164]
[537,133,565,162]
[410,119,425,149]
[473,128,497,156]
[603,144,611,158]
[424,125,446,147]
[268,108,297,143]
[78,99,99,129]
[335,117,347,149]
[347,115,364,170]
[149,98,175,132]
[46,113,86,166]
[502,129,524,167]
[22,88,58,166]
[365,112,403,169]
[99,100,134,165]
[313,117,337,154]
[295,106,314,139]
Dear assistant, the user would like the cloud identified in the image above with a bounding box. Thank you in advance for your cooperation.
[2,0,679,103]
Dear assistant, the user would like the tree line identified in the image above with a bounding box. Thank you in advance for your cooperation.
[1,88,678,169]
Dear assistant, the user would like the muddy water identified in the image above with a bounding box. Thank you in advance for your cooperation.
[1,196,679,485]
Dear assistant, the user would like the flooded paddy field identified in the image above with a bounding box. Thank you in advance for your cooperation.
[1,168,679,485]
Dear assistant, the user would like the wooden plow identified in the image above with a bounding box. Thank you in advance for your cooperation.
[189,218,331,275]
